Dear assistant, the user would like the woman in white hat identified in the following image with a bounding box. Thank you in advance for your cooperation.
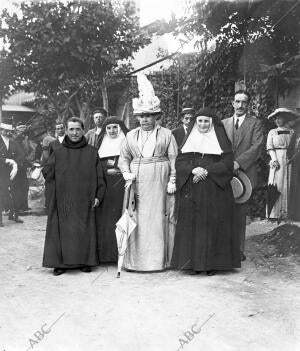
[118,74,178,272]
[266,108,298,219]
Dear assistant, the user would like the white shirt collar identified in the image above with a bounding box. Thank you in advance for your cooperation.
[1,135,9,149]
[234,114,246,125]
[58,135,65,143]
[95,127,101,135]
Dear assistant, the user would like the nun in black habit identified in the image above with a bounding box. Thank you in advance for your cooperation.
[95,116,128,262]
[171,108,241,275]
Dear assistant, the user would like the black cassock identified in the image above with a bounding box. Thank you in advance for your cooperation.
[42,136,106,268]
[171,123,241,272]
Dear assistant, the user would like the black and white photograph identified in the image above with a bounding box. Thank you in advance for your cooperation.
[0,0,299,350]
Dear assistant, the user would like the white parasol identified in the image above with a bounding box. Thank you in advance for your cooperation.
[115,185,136,277]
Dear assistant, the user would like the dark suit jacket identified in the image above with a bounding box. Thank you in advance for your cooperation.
[222,115,264,187]
[0,136,23,191]
[172,126,186,149]
[49,139,63,156]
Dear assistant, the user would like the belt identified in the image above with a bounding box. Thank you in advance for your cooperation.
[131,156,168,164]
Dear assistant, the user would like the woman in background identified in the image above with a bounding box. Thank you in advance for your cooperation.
[266,108,297,220]
[172,108,240,275]
[96,116,128,262]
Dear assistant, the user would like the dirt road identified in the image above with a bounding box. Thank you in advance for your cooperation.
[0,212,299,351]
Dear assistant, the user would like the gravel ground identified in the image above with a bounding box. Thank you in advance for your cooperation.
[0,200,299,351]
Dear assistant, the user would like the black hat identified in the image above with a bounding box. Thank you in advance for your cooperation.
[92,107,108,117]
[181,107,195,116]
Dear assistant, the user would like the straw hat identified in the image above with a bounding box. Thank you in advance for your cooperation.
[267,108,299,122]
[181,107,195,116]
[0,122,14,131]
[231,170,252,204]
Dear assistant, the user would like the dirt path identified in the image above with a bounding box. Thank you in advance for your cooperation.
[0,211,299,351]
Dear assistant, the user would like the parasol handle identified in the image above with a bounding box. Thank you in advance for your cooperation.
[123,184,131,210]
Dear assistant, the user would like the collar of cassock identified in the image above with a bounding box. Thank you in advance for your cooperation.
[63,136,88,149]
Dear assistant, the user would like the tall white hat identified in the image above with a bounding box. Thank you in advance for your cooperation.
[132,74,161,115]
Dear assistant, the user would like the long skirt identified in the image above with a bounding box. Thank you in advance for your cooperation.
[123,157,173,271]
[96,173,125,262]
[267,149,291,219]
[172,159,240,272]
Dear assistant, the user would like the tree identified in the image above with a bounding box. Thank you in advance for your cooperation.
[150,0,299,217]
[0,0,150,122]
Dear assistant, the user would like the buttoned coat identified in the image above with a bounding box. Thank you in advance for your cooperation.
[222,115,264,188]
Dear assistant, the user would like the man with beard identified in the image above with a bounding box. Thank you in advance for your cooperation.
[42,117,106,275]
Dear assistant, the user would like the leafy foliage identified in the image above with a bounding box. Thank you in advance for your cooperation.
[0,0,150,122]
[151,0,299,217]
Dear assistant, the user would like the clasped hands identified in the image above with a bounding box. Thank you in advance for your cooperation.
[5,158,18,180]
[192,167,208,183]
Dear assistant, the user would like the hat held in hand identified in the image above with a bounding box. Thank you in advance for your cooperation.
[231,170,252,204]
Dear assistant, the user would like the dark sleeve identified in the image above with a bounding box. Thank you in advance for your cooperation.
[12,140,26,167]
[34,144,42,161]
[236,119,264,170]
[175,154,195,190]
[42,151,56,182]
[48,141,55,157]
[205,151,234,189]
[96,155,107,203]
[205,124,234,188]
[287,129,298,160]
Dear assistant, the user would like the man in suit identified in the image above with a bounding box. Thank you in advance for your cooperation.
[85,107,108,147]
[172,107,194,147]
[222,91,264,261]
[0,122,23,226]
[49,121,65,156]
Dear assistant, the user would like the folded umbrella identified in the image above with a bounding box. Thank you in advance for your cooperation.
[266,168,281,218]
[115,185,136,277]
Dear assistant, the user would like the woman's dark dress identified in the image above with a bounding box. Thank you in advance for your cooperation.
[96,156,125,262]
[171,124,241,271]
[287,123,300,220]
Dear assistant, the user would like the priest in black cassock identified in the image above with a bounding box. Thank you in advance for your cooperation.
[42,117,106,276]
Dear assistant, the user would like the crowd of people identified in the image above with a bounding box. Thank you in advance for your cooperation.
[1,76,299,277]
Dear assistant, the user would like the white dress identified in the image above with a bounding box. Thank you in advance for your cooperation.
[266,127,293,219]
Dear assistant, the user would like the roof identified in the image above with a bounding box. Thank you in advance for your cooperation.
[2,104,35,112]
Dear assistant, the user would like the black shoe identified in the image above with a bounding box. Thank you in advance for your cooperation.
[240,252,246,261]
[53,268,66,276]
[189,270,201,275]
[80,266,91,273]
[206,270,217,276]
[0,223,4,227]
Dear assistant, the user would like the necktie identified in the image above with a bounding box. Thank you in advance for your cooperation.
[235,118,239,130]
